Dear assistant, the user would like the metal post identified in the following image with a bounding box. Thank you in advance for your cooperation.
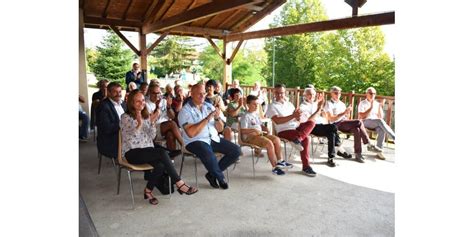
[272,38,275,87]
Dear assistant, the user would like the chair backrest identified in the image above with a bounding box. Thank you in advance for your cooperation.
[236,117,245,145]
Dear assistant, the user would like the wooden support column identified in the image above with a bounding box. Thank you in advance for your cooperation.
[139,32,148,83]
[79,8,89,115]
[223,40,232,85]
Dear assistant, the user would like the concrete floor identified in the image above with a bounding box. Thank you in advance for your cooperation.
[80,137,394,237]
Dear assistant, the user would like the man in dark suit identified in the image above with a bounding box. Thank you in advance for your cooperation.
[96,82,125,159]
[125,63,145,91]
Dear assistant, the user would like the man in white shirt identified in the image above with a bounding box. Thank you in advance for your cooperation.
[358,87,395,160]
[178,83,241,189]
[299,88,339,167]
[145,83,184,156]
[324,86,379,163]
[265,84,319,177]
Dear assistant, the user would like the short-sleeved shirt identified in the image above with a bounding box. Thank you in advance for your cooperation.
[240,111,262,140]
[299,100,327,124]
[145,97,169,124]
[265,100,298,133]
[324,99,347,124]
[178,100,225,146]
[226,101,246,128]
[358,99,383,120]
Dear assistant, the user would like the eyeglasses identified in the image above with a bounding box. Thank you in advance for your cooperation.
[332,91,340,95]
[150,92,161,95]
[368,92,376,95]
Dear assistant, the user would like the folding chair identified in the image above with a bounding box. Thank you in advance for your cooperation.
[236,120,265,178]
[116,130,172,209]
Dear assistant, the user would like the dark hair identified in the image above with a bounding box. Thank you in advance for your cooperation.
[140,82,149,88]
[205,79,218,89]
[275,84,286,89]
[107,82,122,92]
[126,89,149,120]
[96,79,109,88]
[246,95,258,104]
[228,88,241,99]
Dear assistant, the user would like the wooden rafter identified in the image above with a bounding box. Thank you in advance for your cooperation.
[110,26,140,56]
[142,0,158,21]
[122,0,134,20]
[226,11,395,42]
[202,15,218,28]
[143,0,162,23]
[84,16,141,28]
[170,25,224,38]
[228,40,244,64]
[233,0,285,32]
[143,0,264,34]
[102,0,112,18]
[185,0,197,11]
[146,32,169,55]
[244,5,264,11]
[205,35,225,62]
[154,0,175,23]
[216,10,241,29]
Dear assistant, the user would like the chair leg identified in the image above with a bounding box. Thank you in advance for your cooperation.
[194,156,198,188]
[111,158,117,174]
[168,176,172,200]
[284,143,288,162]
[98,153,102,174]
[179,154,185,176]
[251,149,255,178]
[226,169,229,182]
[127,170,135,209]
[116,166,122,195]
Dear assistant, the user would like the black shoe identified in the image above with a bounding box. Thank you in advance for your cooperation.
[337,151,352,159]
[302,166,317,177]
[168,150,182,158]
[205,173,219,189]
[218,179,228,189]
[327,158,336,167]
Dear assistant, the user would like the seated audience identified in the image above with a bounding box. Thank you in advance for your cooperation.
[164,84,174,98]
[357,87,395,160]
[139,82,149,96]
[96,82,126,158]
[145,83,184,157]
[223,79,243,105]
[265,84,321,177]
[240,95,286,175]
[178,83,240,190]
[324,86,380,163]
[121,90,197,205]
[299,88,339,167]
[91,79,109,130]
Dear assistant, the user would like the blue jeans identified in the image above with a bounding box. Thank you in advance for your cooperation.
[79,111,89,139]
[186,139,241,182]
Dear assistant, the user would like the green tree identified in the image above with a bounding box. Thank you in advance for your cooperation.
[90,30,134,86]
[149,36,197,77]
[85,47,98,73]
[265,0,395,96]
[199,41,267,86]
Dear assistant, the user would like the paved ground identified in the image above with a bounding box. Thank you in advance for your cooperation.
[79,136,394,237]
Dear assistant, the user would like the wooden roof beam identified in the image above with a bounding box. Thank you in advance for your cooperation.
[225,11,395,42]
[205,35,225,62]
[228,40,244,64]
[84,16,141,28]
[122,0,134,20]
[170,25,224,38]
[232,0,285,32]
[102,0,112,18]
[143,0,165,24]
[143,0,264,34]
[155,0,175,23]
[109,26,140,56]
[146,32,169,55]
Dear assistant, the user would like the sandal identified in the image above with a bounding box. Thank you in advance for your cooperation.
[144,189,159,205]
[177,183,198,195]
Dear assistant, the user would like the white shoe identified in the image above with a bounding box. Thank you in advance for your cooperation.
[367,144,383,153]
[376,152,386,160]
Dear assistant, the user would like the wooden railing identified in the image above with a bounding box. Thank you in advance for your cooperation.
[227,83,395,133]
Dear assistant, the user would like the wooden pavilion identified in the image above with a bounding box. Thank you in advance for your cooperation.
[79,0,394,113]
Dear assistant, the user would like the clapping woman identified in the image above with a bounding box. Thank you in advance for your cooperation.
[120,89,198,205]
